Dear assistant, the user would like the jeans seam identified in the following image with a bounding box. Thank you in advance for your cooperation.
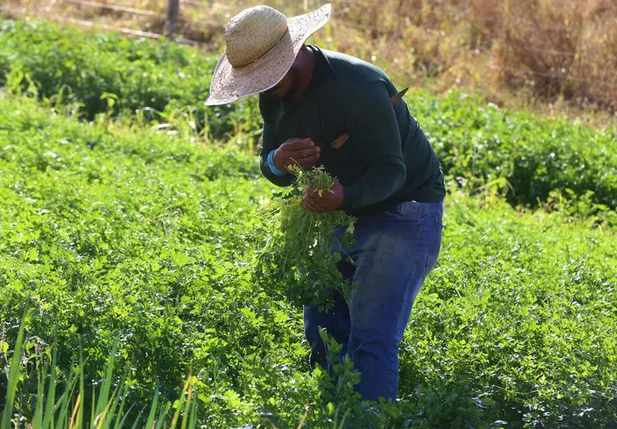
[423,215,443,276]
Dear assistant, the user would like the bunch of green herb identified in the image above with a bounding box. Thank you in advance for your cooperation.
[256,166,356,308]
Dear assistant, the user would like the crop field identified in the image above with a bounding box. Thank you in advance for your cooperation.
[1,18,617,429]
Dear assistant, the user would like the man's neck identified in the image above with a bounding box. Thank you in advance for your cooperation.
[290,46,316,100]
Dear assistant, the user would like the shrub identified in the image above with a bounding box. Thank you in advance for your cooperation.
[411,91,617,209]
[0,18,261,141]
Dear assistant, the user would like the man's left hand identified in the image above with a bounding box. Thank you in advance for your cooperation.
[304,181,344,213]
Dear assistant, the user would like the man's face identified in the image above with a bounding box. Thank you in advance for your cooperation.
[262,68,300,99]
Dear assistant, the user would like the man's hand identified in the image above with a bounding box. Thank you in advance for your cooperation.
[304,181,344,213]
[273,138,320,171]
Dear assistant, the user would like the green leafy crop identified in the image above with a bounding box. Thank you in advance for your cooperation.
[0,18,262,141]
[256,166,356,308]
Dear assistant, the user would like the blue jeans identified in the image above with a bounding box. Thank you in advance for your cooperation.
[303,200,443,401]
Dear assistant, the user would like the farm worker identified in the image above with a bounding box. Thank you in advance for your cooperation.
[206,4,445,402]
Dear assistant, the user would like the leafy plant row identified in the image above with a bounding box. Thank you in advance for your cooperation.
[0,18,262,141]
[2,18,616,210]
[413,93,617,209]
[0,92,615,427]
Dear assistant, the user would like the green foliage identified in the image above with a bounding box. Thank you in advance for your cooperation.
[412,91,617,209]
[0,18,261,142]
[0,90,615,428]
[1,309,28,429]
[1,18,616,209]
[0,91,276,424]
[256,166,355,308]
[1,318,198,429]
[0,19,616,427]
[398,191,617,428]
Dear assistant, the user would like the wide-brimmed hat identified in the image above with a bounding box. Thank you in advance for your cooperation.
[205,4,331,106]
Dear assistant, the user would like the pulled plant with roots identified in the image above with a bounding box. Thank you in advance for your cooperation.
[256,166,356,309]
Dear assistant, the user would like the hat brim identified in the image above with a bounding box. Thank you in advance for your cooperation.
[205,4,331,106]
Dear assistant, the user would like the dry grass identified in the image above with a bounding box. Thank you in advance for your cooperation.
[2,0,616,126]
[494,0,617,112]
[0,0,226,46]
[327,0,617,119]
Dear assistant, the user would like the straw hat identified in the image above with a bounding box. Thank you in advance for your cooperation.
[205,4,332,106]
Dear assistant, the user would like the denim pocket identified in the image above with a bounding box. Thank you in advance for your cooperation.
[386,203,404,217]
[387,201,428,220]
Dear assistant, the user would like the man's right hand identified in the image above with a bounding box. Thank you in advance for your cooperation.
[273,138,320,172]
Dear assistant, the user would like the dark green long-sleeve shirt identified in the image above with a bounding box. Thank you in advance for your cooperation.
[259,46,445,217]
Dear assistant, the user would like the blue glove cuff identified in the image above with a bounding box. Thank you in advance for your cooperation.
[267,150,287,176]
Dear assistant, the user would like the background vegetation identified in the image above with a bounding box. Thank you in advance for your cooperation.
[2,19,616,210]
[2,0,617,126]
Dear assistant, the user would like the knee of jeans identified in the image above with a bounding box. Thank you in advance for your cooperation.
[350,326,399,353]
